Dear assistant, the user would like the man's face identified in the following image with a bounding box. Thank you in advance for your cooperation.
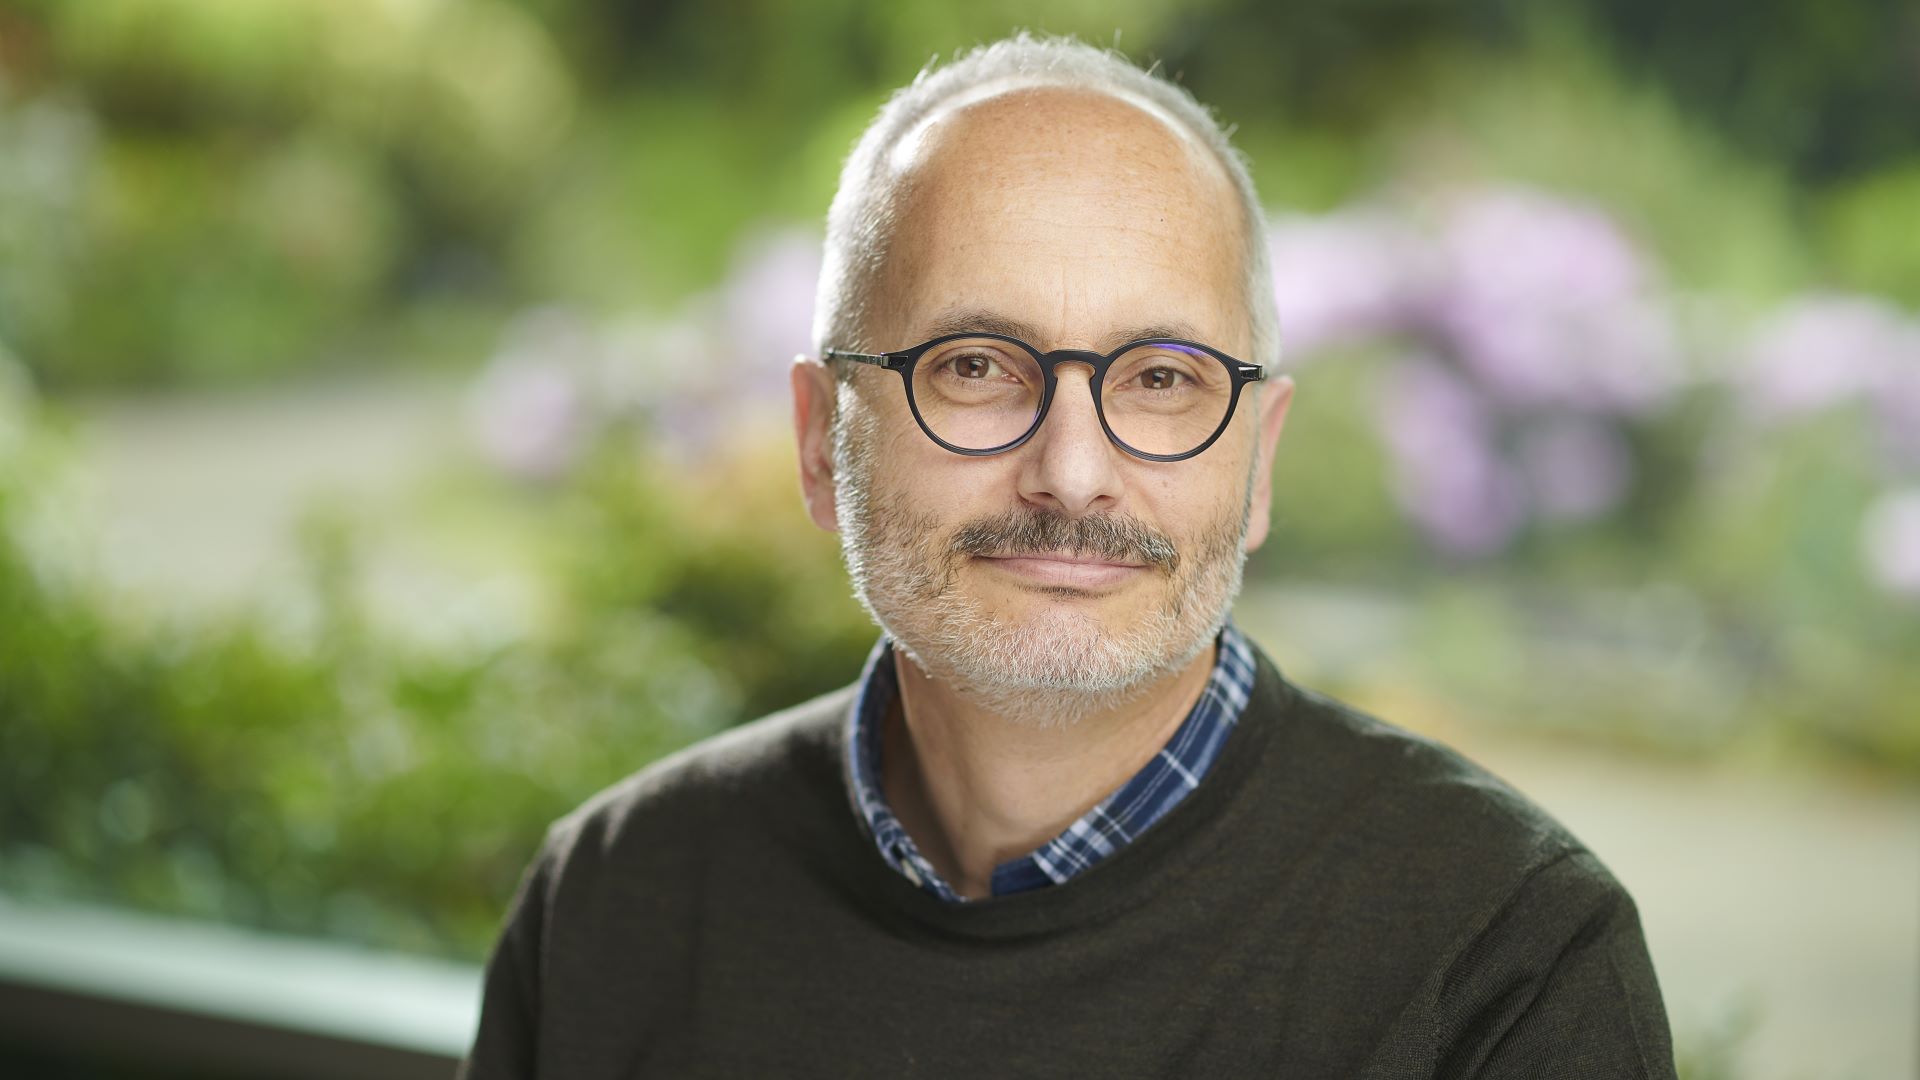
[807,88,1291,718]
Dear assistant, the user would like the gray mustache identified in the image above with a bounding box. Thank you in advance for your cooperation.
[948,509,1181,573]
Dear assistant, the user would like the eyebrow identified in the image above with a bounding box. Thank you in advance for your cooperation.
[920,307,1208,351]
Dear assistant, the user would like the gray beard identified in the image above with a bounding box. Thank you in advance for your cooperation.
[830,396,1251,730]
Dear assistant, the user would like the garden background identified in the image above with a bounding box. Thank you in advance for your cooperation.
[1,1,1917,1076]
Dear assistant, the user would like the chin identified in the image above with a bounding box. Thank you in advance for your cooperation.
[911,588,1184,692]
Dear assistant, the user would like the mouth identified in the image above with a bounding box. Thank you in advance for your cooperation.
[973,552,1151,590]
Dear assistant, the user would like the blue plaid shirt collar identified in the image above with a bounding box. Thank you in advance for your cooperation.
[843,623,1258,904]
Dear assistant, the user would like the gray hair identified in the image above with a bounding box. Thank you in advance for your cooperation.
[812,32,1277,370]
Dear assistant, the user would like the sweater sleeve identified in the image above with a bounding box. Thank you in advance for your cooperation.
[457,831,558,1080]
[1433,849,1677,1079]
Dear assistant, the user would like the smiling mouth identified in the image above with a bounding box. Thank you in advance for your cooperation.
[974,553,1150,589]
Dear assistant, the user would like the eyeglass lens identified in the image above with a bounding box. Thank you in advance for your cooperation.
[911,337,1235,456]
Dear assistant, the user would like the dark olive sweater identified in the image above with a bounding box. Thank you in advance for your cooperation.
[459,647,1677,1078]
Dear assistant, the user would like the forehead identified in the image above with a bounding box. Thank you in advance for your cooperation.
[875,86,1249,351]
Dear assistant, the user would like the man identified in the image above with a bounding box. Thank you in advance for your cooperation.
[461,34,1676,1078]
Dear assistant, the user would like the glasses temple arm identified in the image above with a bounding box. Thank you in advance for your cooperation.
[823,348,896,369]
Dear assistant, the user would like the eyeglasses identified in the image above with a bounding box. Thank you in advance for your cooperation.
[824,333,1267,462]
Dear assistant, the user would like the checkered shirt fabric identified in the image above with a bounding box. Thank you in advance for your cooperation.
[843,624,1257,903]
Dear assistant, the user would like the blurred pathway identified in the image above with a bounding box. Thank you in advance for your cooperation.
[49,375,546,646]
[44,382,1920,1078]
[60,376,456,600]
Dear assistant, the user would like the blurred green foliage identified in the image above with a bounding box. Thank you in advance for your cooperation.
[0,421,874,958]
[1822,161,1920,308]
[1383,25,1811,302]
[1,0,1916,388]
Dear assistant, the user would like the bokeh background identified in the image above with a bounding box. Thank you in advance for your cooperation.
[2,2,1917,1077]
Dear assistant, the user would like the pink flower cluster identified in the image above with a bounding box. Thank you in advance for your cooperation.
[1737,293,1920,599]
[467,228,818,481]
[1739,293,1920,473]
[1269,187,1678,557]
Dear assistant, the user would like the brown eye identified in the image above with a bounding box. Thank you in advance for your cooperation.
[950,354,997,379]
[1140,367,1185,390]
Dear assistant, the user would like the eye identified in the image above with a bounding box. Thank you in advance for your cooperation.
[1137,366,1187,391]
[946,353,1004,379]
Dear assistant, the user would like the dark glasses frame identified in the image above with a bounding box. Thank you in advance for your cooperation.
[823,332,1267,462]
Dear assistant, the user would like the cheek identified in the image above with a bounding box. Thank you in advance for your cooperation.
[859,406,991,522]
[1122,453,1211,520]
[844,382,922,467]
[1151,454,1253,546]
[918,457,1028,532]
[865,398,1021,516]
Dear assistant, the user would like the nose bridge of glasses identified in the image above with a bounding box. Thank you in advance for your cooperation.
[1031,352,1114,453]
[1043,349,1107,390]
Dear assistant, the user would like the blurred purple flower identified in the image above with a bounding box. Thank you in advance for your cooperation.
[1267,211,1429,360]
[1861,489,1920,599]
[1876,362,1920,471]
[599,315,714,412]
[1375,355,1527,556]
[1739,292,1920,473]
[469,224,830,481]
[596,314,742,459]
[1430,188,1676,415]
[721,226,821,404]
[467,308,596,482]
[1515,416,1633,522]
[1740,293,1909,421]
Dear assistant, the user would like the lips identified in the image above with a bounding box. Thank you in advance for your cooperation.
[976,553,1149,589]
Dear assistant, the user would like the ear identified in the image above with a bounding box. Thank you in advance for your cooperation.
[792,355,841,533]
[1242,374,1295,554]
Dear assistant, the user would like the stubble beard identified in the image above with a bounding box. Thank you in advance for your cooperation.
[831,398,1252,730]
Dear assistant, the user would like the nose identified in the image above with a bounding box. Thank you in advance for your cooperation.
[1014,362,1126,517]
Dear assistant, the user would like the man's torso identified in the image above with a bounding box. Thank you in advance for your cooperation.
[461,647,1674,1078]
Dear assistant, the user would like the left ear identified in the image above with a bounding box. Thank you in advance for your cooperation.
[1242,375,1294,553]
[792,354,842,533]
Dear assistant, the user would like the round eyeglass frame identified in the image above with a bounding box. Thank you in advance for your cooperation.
[823,332,1268,462]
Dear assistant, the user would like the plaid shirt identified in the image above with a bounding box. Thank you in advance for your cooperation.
[843,623,1257,903]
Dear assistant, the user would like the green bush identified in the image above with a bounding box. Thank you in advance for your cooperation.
[0,427,875,959]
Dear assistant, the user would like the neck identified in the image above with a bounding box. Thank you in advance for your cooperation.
[882,640,1218,900]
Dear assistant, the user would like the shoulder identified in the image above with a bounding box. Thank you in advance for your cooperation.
[1251,652,1613,910]
[1310,684,1573,843]
[539,683,856,871]
[1250,662,1669,1046]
